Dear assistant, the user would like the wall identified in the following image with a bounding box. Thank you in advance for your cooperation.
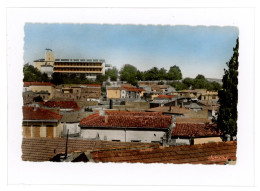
[29,86,55,99]
[107,89,121,99]
[22,121,61,138]
[80,129,166,143]
[62,123,80,136]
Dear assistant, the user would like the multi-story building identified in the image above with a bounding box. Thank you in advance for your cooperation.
[34,49,107,79]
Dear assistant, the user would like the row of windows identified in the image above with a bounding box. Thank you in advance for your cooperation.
[55,62,102,67]
[54,68,102,72]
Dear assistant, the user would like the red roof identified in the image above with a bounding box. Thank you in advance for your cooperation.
[176,117,211,124]
[39,101,79,110]
[23,106,62,121]
[122,86,144,92]
[172,123,221,137]
[157,95,175,99]
[105,110,163,116]
[23,82,56,87]
[86,84,102,87]
[80,112,172,129]
[90,141,237,164]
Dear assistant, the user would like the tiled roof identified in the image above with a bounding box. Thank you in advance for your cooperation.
[80,112,172,129]
[176,117,211,124]
[39,101,79,110]
[86,84,102,87]
[172,123,221,137]
[23,82,56,87]
[146,106,189,114]
[157,95,175,99]
[105,110,163,116]
[122,86,144,92]
[23,106,62,121]
[90,141,237,164]
[21,138,159,162]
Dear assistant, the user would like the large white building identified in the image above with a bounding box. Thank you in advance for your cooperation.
[34,49,107,79]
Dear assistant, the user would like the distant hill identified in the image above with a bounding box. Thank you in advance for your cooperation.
[206,78,222,84]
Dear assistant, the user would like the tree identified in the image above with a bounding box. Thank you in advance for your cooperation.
[217,38,239,139]
[167,65,182,80]
[182,78,194,89]
[106,67,118,81]
[170,82,188,91]
[193,74,208,89]
[136,70,145,81]
[23,63,44,82]
[120,64,138,85]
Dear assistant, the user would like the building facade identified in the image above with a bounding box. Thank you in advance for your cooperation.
[34,50,107,79]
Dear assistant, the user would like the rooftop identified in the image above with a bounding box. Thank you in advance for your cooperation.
[39,101,80,110]
[23,106,62,121]
[22,138,159,162]
[146,106,189,114]
[176,117,211,124]
[23,82,56,87]
[80,111,172,129]
[172,123,221,138]
[90,141,237,164]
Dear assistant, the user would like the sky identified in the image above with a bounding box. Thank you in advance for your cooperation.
[24,24,239,79]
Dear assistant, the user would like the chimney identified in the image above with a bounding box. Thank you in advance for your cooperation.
[34,104,39,111]
[168,103,172,112]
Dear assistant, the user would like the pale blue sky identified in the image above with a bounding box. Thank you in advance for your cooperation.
[24,24,239,79]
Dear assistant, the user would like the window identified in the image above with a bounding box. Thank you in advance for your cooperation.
[131,140,141,142]
[112,140,121,142]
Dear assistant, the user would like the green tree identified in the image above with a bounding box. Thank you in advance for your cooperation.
[23,63,43,82]
[217,38,239,139]
[96,74,108,84]
[120,64,138,85]
[136,70,145,81]
[193,74,208,89]
[158,68,167,80]
[182,77,194,89]
[167,65,182,80]
[170,82,188,91]
[106,67,118,81]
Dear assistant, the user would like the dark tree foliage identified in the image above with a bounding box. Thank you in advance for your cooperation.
[23,63,50,82]
[170,82,188,91]
[217,38,239,138]
[120,64,138,85]
[182,78,194,89]
[105,67,118,81]
[33,96,43,102]
[136,70,145,81]
[167,65,182,80]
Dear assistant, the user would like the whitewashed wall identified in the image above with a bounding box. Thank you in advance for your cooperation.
[80,128,166,143]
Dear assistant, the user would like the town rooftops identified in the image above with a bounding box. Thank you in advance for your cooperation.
[89,141,236,164]
[61,112,92,123]
[80,111,172,129]
[146,106,189,114]
[172,123,221,138]
[23,106,62,121]
[23,82,56,87]
[22,138,159,162]
[85,84,102,87]
[121,86,144,93]
[39,101,80,110]
[176,117,211,124]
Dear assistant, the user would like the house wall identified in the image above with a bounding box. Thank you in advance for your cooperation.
[107,89,121,99]
[22,121,62,138]
[194,137,222,144]
[29,86,55,99]
[34,61,45,71]
[62,123,80,135]
[80,128,166,143]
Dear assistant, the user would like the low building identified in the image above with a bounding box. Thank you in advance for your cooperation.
[171,123,222,145]
[61,112,92,137]
[22,106,63,138]
[79,111,173,144]
[23,82,56,100]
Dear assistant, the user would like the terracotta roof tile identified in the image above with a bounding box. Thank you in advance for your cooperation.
[23,106,62,121]
[85,84,102,87]
[23,82,56,87]
[22,138,159,161]
[172,123,221,137]
[157,95,175,99]
[122,86,144,92]
[80,111,172,129]
[90,141,237,164]
[39,101,80,110]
